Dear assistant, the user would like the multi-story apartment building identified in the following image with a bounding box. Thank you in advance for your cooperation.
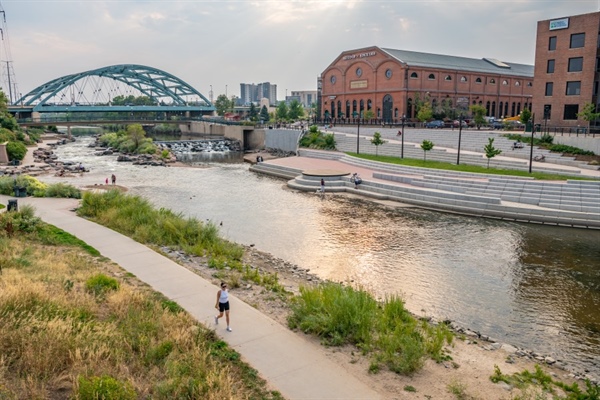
[532,12,600,129]
[319,46,533,123]
[239,82,278,105]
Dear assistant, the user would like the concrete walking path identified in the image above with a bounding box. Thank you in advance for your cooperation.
[2,195,381,400]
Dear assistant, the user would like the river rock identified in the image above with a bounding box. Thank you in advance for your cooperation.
[501,344,518,354]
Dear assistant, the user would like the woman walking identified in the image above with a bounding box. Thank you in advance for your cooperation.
[215,282,232,332]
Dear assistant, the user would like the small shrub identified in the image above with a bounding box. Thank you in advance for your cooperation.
[6,141,27,161]
[404,385,417,392]
[77,375,136,400]
[85,274,119,296]
[44,183,81,198]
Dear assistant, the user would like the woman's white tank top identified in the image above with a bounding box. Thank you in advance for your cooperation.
[219,289,229,303]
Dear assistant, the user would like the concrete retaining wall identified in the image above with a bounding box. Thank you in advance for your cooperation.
[553,135,600,154]
[265,129,302,153]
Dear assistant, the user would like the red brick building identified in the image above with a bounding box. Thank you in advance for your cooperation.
[318,46,533,123]
[532,12,600,130]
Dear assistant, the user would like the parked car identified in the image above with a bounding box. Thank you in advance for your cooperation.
[453,120,468,128]
[425,120,444,129]
[490,121,504,130]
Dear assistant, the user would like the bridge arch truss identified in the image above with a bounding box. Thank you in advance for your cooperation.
[15,64,214,113]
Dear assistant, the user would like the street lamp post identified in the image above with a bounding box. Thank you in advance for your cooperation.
[455,97,469,165]
[356,115,361,154]
[456,114,463,165]
[528,114,536,173]
[401,114,406,158]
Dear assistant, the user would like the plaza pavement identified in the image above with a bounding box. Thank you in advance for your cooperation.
[0,195,382,400]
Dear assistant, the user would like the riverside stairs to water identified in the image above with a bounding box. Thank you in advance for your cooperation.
[250,128,600,229]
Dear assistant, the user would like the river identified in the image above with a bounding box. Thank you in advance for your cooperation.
[40,136,600,377]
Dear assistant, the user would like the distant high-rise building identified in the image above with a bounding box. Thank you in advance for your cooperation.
[240,82,278,105]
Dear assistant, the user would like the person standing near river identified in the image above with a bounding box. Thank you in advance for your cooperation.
[215,282,232,332]
[111,174,116,185]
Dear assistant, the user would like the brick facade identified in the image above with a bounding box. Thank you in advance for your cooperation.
[319,46,533,123]
[532,12,600,129]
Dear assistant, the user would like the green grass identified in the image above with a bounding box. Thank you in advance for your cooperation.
[490,365,600,399]
[347,153,590,181]
[287,283,453,375]
[0,226,283,399]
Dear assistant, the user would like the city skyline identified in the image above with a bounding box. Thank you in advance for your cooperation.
[2,0,599,103]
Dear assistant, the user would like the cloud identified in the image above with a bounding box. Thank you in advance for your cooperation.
[3,0,600,101]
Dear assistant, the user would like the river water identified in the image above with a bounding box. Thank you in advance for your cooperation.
[42,136,600,377]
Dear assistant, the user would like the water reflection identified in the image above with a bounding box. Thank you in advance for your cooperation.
[44,136,600,376]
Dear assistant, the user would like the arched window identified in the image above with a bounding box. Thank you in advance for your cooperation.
[445,75,452,81]
[410,72,418,78]
[502,80,508,85]
[428,73,436,80]
[346,101,351,119]
[432,99,438,109]
[395,108,399,118]
[367,99,372,110]
[517,102,521,115]
[499,102,504,118]
[504,102,508,117]
[460,76,467,82]
[527,82,533,87]
[511,102,516,116]
[352,100,357,117]
[515,81,521,86]
[337,101,342,117]
[486,101,491,116]
[360,99,365,112]
[472,100,477,105]
[479,100,483,106]
[475,77,482,83]
[489,78,496,84]
[491,101,496,117]
[407,98,413,118]
[331,102,335,118]
[377,108,381,118]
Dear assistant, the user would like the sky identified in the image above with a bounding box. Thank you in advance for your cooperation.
[1,0,599,103]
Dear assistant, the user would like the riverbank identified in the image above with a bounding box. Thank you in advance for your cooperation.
[161,228,596,399]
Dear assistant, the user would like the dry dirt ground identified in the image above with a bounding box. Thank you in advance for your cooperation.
[163,245,582,400]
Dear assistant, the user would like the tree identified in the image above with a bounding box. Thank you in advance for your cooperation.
[288,100,303,120]
[259,105,270,122]
[519,107,532,125]
[413,92,431,114]
[127,124,146,151]
[577,102,600,132]
[421,140,434,162]
[249,103,258,121]
[469,105,487,130]
[215,94,233,116]
[483,137,502,168]
[364,109,375,121]
[370,131,386,156]
[417,102,433,123]
[276,101,289,121]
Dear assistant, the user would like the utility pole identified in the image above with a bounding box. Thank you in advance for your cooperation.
[5,61,12,103]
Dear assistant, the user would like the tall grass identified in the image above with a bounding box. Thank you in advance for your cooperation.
[77,190,242,260]
[288,283,453,375]
[0,219,282,399]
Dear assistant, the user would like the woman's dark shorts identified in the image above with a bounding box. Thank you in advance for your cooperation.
[219,301,230,312]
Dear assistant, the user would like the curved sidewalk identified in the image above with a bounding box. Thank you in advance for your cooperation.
[2,195,381,400]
